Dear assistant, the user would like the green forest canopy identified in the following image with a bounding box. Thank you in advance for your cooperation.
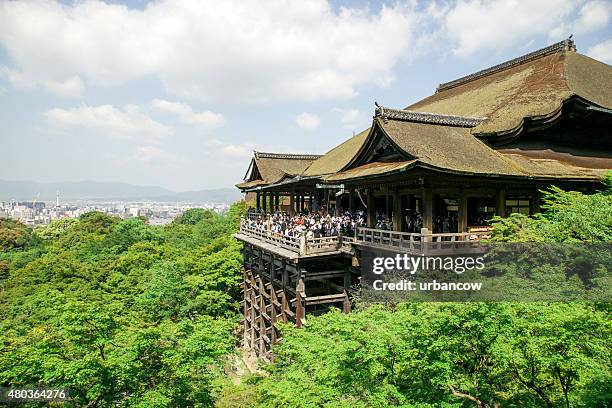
[0,180,611,407]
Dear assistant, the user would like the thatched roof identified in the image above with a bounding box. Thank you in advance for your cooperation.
[324,160,417,182]
[236,39,611,189]
[376,118,522,175]
[324,114,609,182]
[406,39,612,137]
[302,129,370,176]
[236,151,321,190]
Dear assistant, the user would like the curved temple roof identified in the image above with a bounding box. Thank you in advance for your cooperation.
[236,151,322,190]
[407,39,612,138]
[238,39,612,190]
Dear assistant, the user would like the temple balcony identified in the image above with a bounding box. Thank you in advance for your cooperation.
[236,215,490,258]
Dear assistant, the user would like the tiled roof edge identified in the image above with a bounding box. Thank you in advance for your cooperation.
[374,105,485,127]
[436,38,576,93]
[254,151,323,160]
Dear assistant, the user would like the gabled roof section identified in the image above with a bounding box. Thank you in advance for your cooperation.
[237,151,322,189]
[406,38,612,138]
[332,106,610,181]
[302,128,371,176]
[435,38,576,92]
[375,116,523,176]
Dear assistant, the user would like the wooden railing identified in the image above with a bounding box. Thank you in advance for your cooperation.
[239,219,489,256]
[354,227,489,254]
[239,221,341,255]
[239,223,302,252]
[355,227,423,251]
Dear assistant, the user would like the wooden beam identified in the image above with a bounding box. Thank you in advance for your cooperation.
[496,189,506,218]
[393,188,402,232]
[367,188,375,228]
[458,189,468,232]
[422,187,433,231]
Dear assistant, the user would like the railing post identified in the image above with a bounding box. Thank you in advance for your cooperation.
[421,227,430,255]
[299,235,306,255]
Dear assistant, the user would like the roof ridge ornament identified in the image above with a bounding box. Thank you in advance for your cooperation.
[374,105,485,127]
[254,151,323,160]
[436,37,577,93]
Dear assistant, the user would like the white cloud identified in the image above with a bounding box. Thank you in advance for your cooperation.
[0,66,84,98]
[151,99,225,127]
[43,76,84,98]
[573,1,612,34]
[587,39,612,64]
[0,0,421,103]
[133,146,178,162]
[295,112,321,130]
[443,0,578,56]
[335,108,362,130]
[44,104,170,143]
[221,144,253,159]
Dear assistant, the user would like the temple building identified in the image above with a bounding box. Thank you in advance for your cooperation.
[239,38,610,233]
[235,38,612,356]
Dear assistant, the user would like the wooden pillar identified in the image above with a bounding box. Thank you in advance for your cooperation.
[348,189,355,213]
[258,278,266,355]
[422,187,433,231]
[256,192,261,211]
[343,263,351,314]
[269,287,278,343]
[496,189,506,218]
[385,193,390,221]
[532,190,541,214]
[274,193,279,212]
[289,192,295,216]
[393,189,402,232]
[295,276,305,328]
[367,188,375,228]
[458,190,468,232]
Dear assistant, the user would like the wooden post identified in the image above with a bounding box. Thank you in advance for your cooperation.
[393,189,401,232]
[256,192,261,212]
[289,191,295,216]
[295,277,305,328]
[270,286,278,343]
[422,187,433,231]
[367,188,375,228]
[348,189,355,213]
[243,268,249,347]
[258,278,266,355]
[274,193,279,212]
[343,264,351,313]
[458,190,468,232]
[249,272,257,350]
[496,189,507,218]
[385,193,390,222]
[532,190,541,214]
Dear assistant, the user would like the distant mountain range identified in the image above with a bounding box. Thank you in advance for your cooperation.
[0,180,243,204]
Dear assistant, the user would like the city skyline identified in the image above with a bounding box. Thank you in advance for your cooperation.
[1,0,611,191]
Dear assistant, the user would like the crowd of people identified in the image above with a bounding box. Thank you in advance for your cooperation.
[243,210,366,239]
[243,209,466,238]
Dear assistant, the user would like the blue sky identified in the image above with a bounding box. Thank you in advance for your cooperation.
[0,0,611,191]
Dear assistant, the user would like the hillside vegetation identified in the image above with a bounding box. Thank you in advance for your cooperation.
[1,179,611,407]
